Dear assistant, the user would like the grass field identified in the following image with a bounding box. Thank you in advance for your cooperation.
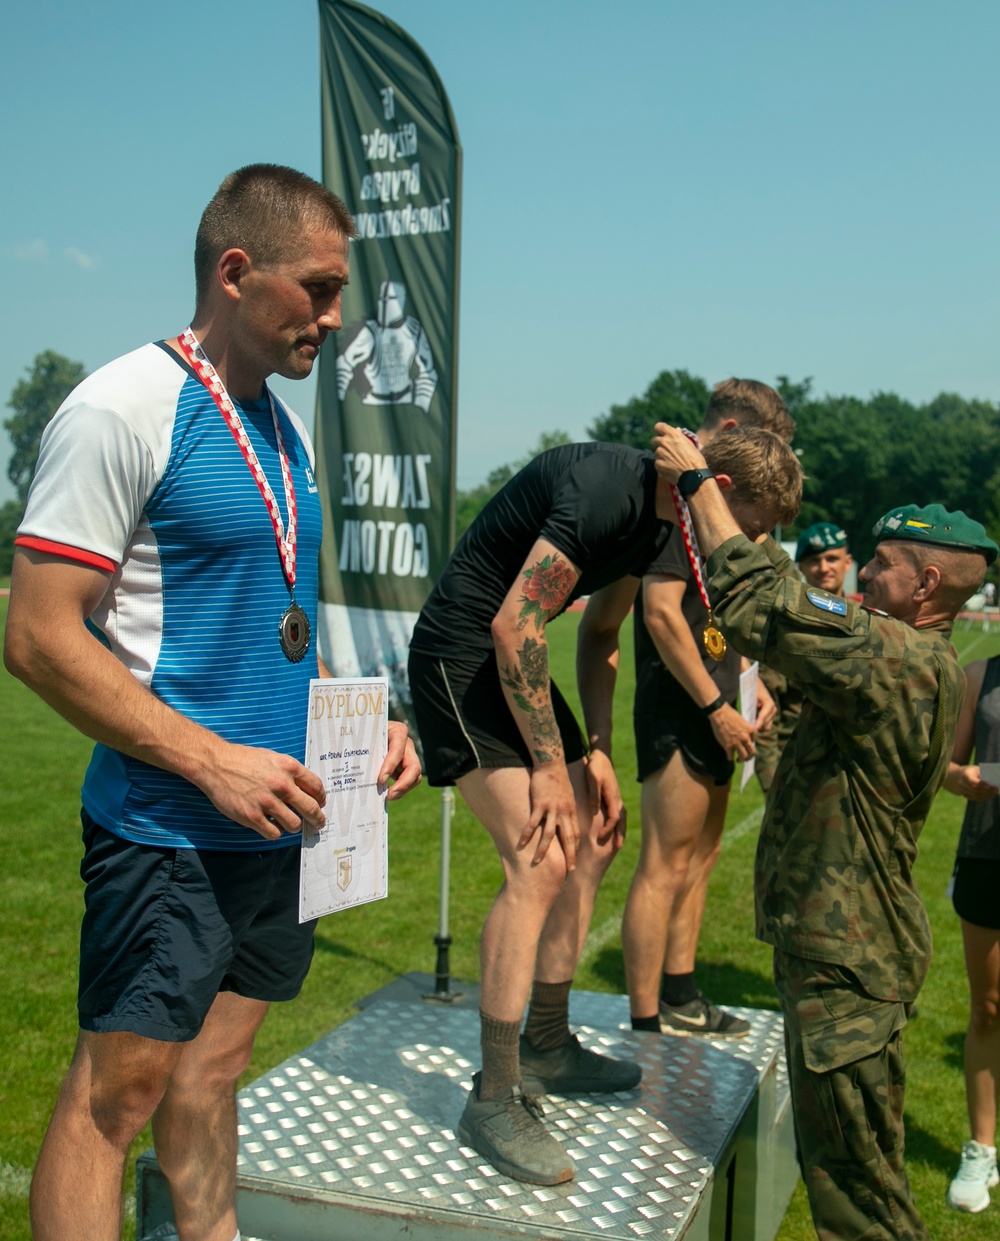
[3,601,1000,1239]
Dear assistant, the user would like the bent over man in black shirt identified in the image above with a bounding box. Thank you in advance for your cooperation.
[408,442,675,1185]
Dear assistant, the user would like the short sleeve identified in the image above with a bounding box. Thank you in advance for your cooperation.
[644,527,691,579]
[17,402,158,569]
[537,454,642,566]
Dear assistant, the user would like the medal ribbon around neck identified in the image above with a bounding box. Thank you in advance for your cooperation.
[177,328,298,590]
[669,427,727,661]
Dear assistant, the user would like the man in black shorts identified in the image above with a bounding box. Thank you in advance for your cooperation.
[579,387,798,1041]
[4,166,421,1241]
[408,441,676,1185]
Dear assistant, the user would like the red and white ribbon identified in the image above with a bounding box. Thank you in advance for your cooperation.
[669,427,712,615]
[177,328,298,588]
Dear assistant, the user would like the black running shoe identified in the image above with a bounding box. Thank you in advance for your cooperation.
[658,991,751,1039]
[519,1034,642,1094]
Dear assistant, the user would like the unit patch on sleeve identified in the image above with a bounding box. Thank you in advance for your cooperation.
[806,589,847,616]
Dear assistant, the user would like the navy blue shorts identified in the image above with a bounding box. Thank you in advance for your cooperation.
[78,811,317,1042]
[408,649,587,786]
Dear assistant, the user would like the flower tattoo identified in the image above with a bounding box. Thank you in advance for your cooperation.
[518,554,576,630]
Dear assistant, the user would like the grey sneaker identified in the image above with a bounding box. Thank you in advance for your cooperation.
[519,1034,642,1094]
[457,1072,574,1185]
[659,991,751,1039]
[947,1140,999,1213]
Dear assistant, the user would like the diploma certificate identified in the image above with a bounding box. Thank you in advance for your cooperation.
[299,677,389,922]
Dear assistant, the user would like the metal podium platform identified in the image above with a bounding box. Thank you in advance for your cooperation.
[137,982,798,1241]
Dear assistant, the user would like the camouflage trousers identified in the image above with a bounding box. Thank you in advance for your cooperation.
[773,950,928,1241]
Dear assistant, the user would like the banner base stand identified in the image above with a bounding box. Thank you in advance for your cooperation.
[136,986,798,1241]
[421,933,464,1003]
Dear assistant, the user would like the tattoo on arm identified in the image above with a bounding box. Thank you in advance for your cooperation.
[500,637,562,763]
[518,553,577,631]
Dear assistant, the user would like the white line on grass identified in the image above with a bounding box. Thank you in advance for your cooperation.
[960,633,988,663]
[576,808,762,968]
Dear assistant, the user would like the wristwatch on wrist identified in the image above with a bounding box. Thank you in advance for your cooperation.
[701,693,726,717]
[677,468,717,498]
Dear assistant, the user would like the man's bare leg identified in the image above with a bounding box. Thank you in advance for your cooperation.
[457,765,573,1029]
[621,751,713,1020]
[533,760,620,983]
[662,782,730,976]
[30,1029,183,1241]
[153,991,269,1241]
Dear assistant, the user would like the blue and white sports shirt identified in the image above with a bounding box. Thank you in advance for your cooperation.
[17,342,323,851]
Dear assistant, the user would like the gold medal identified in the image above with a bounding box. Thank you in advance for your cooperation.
[703,619,727,662]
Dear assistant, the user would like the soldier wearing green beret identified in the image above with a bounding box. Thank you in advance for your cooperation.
[650,422,998,1241]
[756,522,854,793]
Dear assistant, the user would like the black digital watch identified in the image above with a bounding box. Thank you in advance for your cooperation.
[677,468,716,498]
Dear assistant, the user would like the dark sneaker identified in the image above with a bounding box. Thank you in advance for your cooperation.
[659,992,751,1039]
[457,1072,574,1185]
[519,1034,642,1094]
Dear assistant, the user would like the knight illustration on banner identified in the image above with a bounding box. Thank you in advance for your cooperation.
[335,280,439,412]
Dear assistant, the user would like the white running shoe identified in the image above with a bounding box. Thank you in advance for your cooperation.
[946,1139,999,1213]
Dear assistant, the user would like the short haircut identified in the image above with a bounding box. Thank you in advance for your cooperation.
[703,427,803,528]
[194,164,358,305]
[701,378,796,443]
[894,542,987,619]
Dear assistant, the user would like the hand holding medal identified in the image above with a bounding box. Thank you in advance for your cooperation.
[659,425,728,662]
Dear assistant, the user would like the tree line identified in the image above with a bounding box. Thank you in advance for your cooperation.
[4,356,998,579]
[463,369,1000,571]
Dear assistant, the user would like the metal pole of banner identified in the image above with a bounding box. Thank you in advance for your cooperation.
[423,787,462,1002]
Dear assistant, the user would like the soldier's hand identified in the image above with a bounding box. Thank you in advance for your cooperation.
[521,763,579,871]
[651,422,708,483]
[709,702,756,763]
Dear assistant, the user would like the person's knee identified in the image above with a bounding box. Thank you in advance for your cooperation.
[575,816,622,877]
[80,1061,172,1149]
[970,990,1000,1035]
[503,845,569,910]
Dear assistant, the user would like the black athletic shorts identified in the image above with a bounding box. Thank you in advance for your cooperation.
[952,855,1000,930]
[78,810,316,1042]
[634,693,734,787]
[408,649,587,786]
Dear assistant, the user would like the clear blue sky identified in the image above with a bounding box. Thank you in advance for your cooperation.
[2,1,998,505]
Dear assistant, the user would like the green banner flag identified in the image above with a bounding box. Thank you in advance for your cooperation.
[315,0,461,720]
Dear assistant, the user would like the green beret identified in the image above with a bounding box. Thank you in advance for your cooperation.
[872,503,999,567]
[795,521,849,563]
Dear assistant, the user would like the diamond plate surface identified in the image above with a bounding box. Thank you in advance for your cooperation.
[232,994,784,1238]
[567,991,788,1105]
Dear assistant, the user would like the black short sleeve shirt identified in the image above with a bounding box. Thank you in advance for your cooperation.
[411,443,673,658]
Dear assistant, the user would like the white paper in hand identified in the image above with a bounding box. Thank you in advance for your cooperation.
[739,661,759,792]
[299,677,389,922]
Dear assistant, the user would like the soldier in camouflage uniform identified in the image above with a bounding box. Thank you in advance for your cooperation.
[650,420,999,1241]
[755,522,853,793]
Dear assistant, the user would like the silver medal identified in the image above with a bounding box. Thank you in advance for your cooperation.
[278,603,311,662]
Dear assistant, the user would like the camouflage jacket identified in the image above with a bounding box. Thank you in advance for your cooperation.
[706,536,963,1001]
[755,664,804,793]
